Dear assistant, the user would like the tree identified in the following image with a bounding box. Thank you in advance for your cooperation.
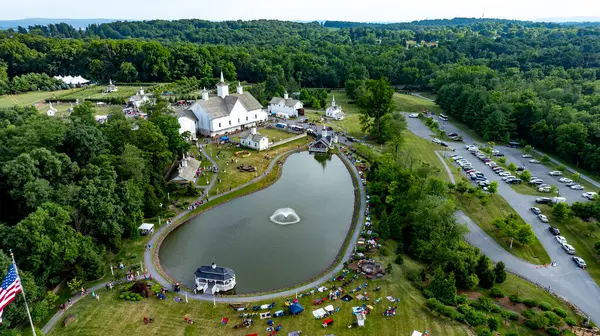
[381,112,407,155]
[70,102,96,126]
[465,274,479,290]
[116,62,139,82]
[357,78,395,143]
[487,316,499,331]
[185,182,199,196]
[507,162,517,172]
[479,268,496,289]
[524,145,533,154]
[571,172,581,182]
[67,277,83,293]
[493,262,507,284]
[541,154,550,163]
[497,157,507,164]
[487,181,498,194]
[378,212,390,240]
[557,164,566,172]
[520,170,532,182]
[429,268,457,305]
[552,202,569,220]
[550,184,558,196]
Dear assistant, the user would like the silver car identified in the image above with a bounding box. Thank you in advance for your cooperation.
[570,185,584,190]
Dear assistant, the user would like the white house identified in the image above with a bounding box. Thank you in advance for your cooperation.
[104,79,118,93]
[167,154,201,185]
[241,127,269,151]
[186,73,268,137]
[46,102,57,116]
[326,96,344,120]
[268,91,304,117]
[195,262,236,294]
[129,87,150,109]
[176,108,198,139]
[309,129,337,153]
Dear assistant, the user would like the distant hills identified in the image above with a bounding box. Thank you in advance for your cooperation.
[535,16,600,23]
[0,18,117,29]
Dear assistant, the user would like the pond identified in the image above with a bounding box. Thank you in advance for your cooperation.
[159,151,355,294]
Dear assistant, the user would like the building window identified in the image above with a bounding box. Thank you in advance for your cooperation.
[218,123,221,128]
[255,114,257,119]
[238,118,240,123]
[229,120,231,125]
[246,116,248,121]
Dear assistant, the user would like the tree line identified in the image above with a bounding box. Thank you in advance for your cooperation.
[0,101,188,328]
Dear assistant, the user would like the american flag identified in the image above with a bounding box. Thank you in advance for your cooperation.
[0,264,22,323]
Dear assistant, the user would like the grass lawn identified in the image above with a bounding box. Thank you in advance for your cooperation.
[251,128,296,142]
[457,194,551,265]
[49,243,469,336]
[326,90,361,114]
[403,132,453,183]
[329,113,364,138]
[509,182,549,196]
[56,85,152,100]
[0,89,73,108]
[393,93,442,114]
[205,137,312,197]
[36,102,115,117]
[415,92,437,100]
[540,205,600,286]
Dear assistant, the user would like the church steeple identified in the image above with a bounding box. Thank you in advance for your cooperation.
[217,71,229,98]
[331,95,336,106]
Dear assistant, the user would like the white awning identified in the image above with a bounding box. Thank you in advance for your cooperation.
[411,331,423,336]
[138,223,154,231]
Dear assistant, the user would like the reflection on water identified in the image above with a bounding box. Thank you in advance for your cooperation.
[313,153,332,169]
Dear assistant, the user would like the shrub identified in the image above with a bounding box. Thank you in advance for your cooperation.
[500,309,512,319]
[380,247,389,256]
[508,294,523,303]
[487,316,499,331]
[544,311,562,327]
[468,300,483,311]
[564,317,576,326]
[489,287,504,298]
[553,308,567,318]
[423,289,434,299]
[505,333,519,336]
[521,309,537,319]
[538,302,552,311]
[394,255,404,265]
[508,311,519,320]
[525,314,550,329]
[456,294,467,304]
[548,327,560,336]
[477,296,495,312]
[458,305,486,326]
[490,304,501,313]
[523,298,538,307]
[560,330,576,335]
[476,327,492,336]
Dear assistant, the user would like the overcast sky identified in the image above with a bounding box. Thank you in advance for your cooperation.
[2,0,599,22]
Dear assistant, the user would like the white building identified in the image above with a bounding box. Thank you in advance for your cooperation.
[46,102,57,116]
[54,75,89,86]
[240,127,269,151]
[129,87,150,109]
[176,108,199,139]
[326,96,344,120]
[195,262,236,294]
[268,91,304,118]
[186,73,267,137]
[167,154,201,185]
[104,79,118,93]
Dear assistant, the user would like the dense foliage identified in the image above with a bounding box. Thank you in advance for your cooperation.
[0,102,188,328]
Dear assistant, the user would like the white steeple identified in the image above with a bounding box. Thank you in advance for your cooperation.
[217,72,229,98]
[201,87,209,101]
[139,87,144,96]
[284,91,289,99]
[236,81,243,94]
[332,95,335,106]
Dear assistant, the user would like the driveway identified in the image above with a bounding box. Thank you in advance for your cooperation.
[405,114,600,323]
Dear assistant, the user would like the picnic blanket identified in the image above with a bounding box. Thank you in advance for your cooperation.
[312,308,327,319]
[386,296,395,302]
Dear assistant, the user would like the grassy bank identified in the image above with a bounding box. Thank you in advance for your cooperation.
[0,89,74,108]
[457,194,551,265]
[393,93,442,113]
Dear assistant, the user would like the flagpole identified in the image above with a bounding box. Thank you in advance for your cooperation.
[9,249,37,336]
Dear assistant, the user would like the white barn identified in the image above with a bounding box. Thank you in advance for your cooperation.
[326,96,344,120]
[176,108,199,139]
[268,92,303,118]
[186,73,267,137]
[240,128,269,151]
[129,87,150,109]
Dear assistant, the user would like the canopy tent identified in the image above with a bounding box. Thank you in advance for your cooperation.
[138,223,154,235]
[312,308,327,319]
[324,305,334,314]
[288,303,304,315]
[411,331,423,336]
[341,294,353,302]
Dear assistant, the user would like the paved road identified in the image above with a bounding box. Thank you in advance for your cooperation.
[406,114,600,323]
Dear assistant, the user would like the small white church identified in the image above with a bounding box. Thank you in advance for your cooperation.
[326,96,344,120]
[240,127,269,151]
[268,92,304,118]
[182,73,268,137]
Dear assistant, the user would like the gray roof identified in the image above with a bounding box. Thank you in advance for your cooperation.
[251,133,267,142]
[130,94,144,102]
[269,97,301,108]
[192,92,262,119]
[175,107,198,121]
[195,265,235,281]
[168,157,201,184]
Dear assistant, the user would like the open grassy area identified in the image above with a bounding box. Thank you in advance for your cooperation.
[326,90,361,114]
[252,128,297,142]
[393,93,442,114]
[56,85,151,100]
[205,137,312,196]
[457,194,551,265]
[0,89,73,108]
[36,102,115,117]
[404,132,453,183]
[49,243,469,336]
[329,113,364,138]
[540,205,600,286]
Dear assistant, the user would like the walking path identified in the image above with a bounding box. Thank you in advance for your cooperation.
[43,147,367,334]
[271,133,308,148]
[434,151,455,184]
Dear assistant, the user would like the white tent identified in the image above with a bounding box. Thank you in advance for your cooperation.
[356,312,366,327]
[411,331,423,336]
[138,223,154,235]
[312,308,327,319]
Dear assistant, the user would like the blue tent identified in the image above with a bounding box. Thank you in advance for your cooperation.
[288,303,304,315]
[220,136,230,142]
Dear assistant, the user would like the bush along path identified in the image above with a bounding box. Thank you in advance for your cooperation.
[43,147,367,334]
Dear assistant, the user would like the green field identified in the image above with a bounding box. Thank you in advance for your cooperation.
[457,194,552,265]
[56,85,150,100]
[37,102,115,117]
[541,205,600,286]
[326,90,361,114]
[0,89,72,108]
[393,93,442,114]
[404,132,453,183]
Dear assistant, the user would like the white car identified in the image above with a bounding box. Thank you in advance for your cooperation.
[538,214,549,222]
[529,159,540,164]
[522,154,533,158]
[409,113,419,118]
[498,172,510,177]
[502,176,516,181]
[570,185,584,190]
[559,178,573,183]
[562,243,576,255]
[555,236,567,244]
[538,187,551,193]
[432,138,441,144]
[549,171,562,176]
[583,192,598,200]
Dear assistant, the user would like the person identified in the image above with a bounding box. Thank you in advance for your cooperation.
[144,316,149,324]
[67,298,72,307]
[106,283,109,290]
[96,294,100,301]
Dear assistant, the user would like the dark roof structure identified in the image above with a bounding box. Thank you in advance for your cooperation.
[194,264,235,282]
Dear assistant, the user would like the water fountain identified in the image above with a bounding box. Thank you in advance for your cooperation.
[269,208,301,225]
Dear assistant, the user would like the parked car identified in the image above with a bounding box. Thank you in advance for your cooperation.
[529,159,540,164]
[583,192,598,200]
[555,236,567,244]
[536,197,552,204]
[565,182,577,187]
[499,172,511,177]
[506,179,522,184]
[408,113,419,118]
[552,197,566,204]
[530,207,541,215]
[537,184,549,188]
[538,214,549,222]
[570,184,584,190]
[538,187,551,193]
[517,166,525,171]
[548,226,561,235]
[561,243,576,255]
[502,175,516,181]
[431,138,441,144]
[573,257,587,268]
[493,152,505,157]
[451,136,463,141]
[478,181,491,187]
[559,178,573,183]
[447,132,458,137]
[439,142,449,147]
[522,154,533,158]
[549,171,562,176]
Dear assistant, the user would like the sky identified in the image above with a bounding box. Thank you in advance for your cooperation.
[2,0,600,22]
